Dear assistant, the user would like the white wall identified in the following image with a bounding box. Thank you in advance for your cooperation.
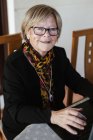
[7,0,15,33]
[8,0,93,75]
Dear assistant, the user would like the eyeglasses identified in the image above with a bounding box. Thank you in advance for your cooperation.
[31,27,59,36]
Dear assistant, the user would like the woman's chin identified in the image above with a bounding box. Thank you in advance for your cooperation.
[40,46,53,52]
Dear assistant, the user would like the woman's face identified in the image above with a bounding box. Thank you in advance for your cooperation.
[27,15,58,56]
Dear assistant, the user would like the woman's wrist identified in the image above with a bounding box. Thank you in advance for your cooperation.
[50,110,57,124]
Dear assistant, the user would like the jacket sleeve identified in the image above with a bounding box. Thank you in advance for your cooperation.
[63,49,93,100]
[3,57,51,125]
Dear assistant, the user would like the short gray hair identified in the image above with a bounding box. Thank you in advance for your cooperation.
[21,4,62,40]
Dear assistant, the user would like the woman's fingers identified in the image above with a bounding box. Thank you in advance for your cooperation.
[68,108,87,120]
[58,113,86,130]
[61,108,87,128]
[65,107,87,120]
[65,112,87,126]
[51,107,87,134]
[63,124,78,135]
[66,119,86,130]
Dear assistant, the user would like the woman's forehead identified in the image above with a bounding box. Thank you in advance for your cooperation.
[33,15,57,26]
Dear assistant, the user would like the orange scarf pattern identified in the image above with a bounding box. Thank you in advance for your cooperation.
[22,41,54,108]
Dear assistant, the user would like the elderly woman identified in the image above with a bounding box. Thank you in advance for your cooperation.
[2,4,93,140]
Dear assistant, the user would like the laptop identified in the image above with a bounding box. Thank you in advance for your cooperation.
[49,97,93,140]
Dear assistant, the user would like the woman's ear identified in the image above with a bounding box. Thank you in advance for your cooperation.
[26,33,30,40]
[26,30,31,40]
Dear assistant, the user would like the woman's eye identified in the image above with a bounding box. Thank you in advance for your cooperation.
[38,27,44,31]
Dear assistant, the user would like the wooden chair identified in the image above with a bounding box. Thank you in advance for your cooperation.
[66,28,93,106]
[0,33,22,119]
[0,128,7,140]
[0,33,22,57]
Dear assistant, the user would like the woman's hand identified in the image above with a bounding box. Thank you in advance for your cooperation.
[51,107,87,135]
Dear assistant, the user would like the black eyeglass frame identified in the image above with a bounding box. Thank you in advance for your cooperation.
[30,26,59,36]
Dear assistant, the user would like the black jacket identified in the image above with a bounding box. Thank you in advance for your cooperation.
[2,46,93,139]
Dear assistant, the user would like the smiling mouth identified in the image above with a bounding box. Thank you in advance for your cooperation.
[40,41,51,43]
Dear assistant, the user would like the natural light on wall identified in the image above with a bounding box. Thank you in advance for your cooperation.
[7,0,15,34]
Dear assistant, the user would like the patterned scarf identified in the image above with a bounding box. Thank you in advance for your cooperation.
[22,41,54,108]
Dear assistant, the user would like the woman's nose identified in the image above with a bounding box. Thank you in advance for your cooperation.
[43,30,50,37]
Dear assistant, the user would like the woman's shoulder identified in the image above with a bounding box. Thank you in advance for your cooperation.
[53,46,66,56]
[54,46,65,50]
[5,48,24,66]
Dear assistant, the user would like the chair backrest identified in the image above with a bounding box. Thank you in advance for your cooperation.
[66,28,93,106]
[0,33,22,119]
[0,128,7,140]
[0,33,22,57]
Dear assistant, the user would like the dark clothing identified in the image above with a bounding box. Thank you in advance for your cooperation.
[2,46,93,139]
[89,125,93,140]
